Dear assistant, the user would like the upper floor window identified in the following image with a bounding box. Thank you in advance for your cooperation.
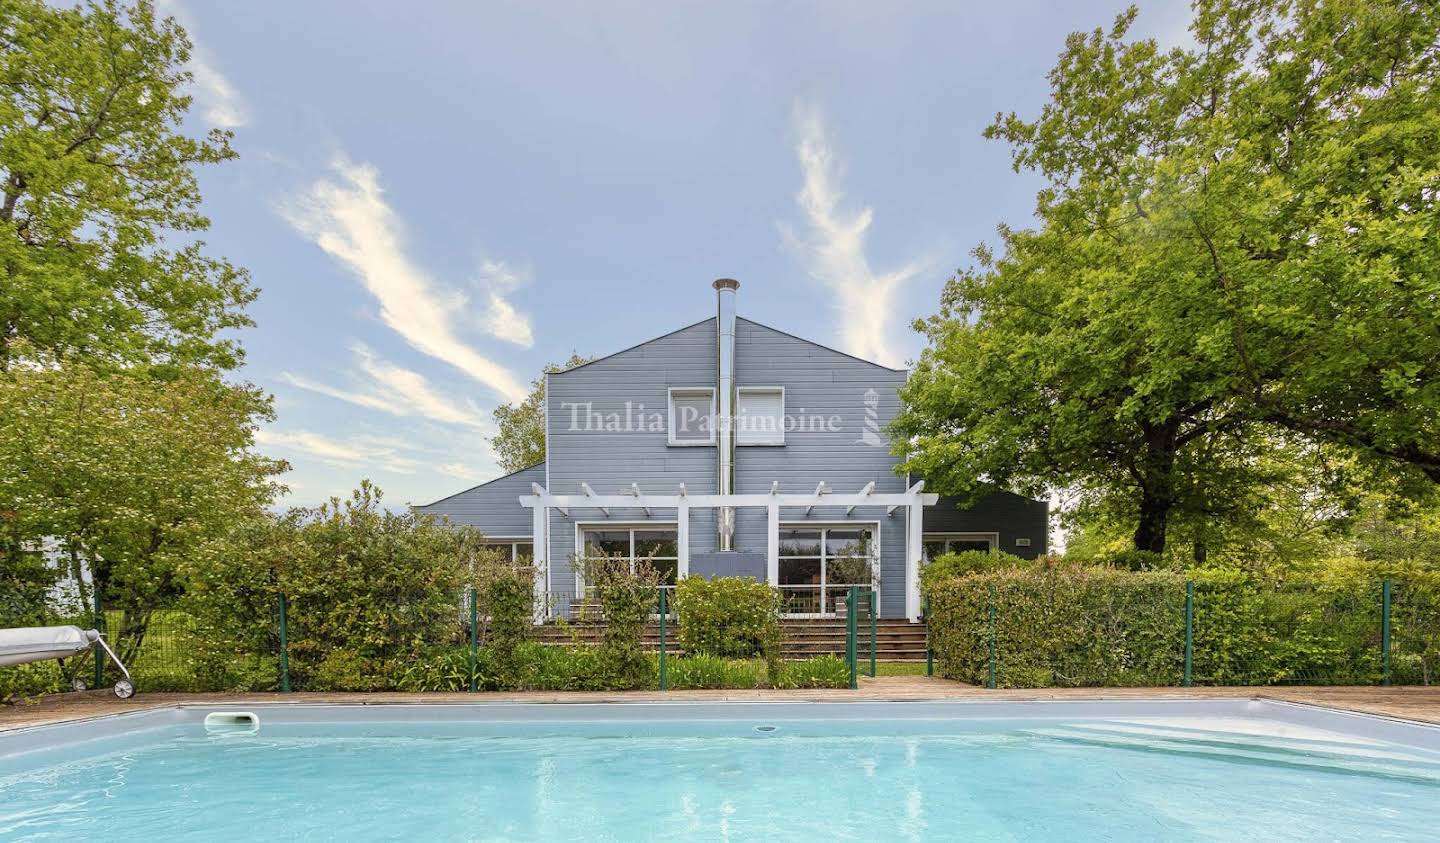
[737,387,785,445]
[668,387,714,445]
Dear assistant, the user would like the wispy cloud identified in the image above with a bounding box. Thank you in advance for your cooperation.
[281,344,492,430]
[474,260,535,348]
[781,103,922,368]
[278,155,529,402]
[255,428,422,475]
[436,462,480,480]
[157,0,249,128]
[189,48,248,128]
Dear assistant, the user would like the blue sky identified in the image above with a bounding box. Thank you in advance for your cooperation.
[162,0,1193,508]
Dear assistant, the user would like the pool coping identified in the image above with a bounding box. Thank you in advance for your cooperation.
[5,683,1440,734]
[5,695,1440,760]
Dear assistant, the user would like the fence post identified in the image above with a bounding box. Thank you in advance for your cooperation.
[846,587,858,690]
[1381,578,1392,687]
[923,596,933,677]
[1184,581,1194,688]
[468,586,479,693]
[93,587,105,689]
[278,592,291,693]
[868,588,878,678]
[987,602,997,690]
[659,588,668,692]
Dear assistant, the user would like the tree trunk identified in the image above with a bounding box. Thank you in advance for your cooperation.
[1133,494,1171,554]
[1131,419,1180,555]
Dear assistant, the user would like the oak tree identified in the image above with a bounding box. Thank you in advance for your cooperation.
[895,0,1440,553]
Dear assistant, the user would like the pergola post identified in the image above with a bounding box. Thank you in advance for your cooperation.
[677,502,690,579]
[532,501,549,623]
[905,497,924,621]
[766,501,780,587]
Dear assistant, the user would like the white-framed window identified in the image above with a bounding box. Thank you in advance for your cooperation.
[486,540,533,565]
[578,524,680,587]
[777,523,878,616]
[668,387,715,445]
[922,532,999,563]
[736,386,785,446]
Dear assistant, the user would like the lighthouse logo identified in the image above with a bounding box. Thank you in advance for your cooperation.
[857,388,885,446]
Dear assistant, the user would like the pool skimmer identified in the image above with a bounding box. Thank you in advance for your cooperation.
[204,711,259,734]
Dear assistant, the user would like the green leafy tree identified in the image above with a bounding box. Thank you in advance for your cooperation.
[489,353,590,472]
[896,0,1440,553]
[0,353,285,663]
[0,0,254,370]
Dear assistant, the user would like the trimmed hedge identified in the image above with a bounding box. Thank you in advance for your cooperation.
[919,549,1036,592]
[927,567,1186,687]
[925,565,1437,688]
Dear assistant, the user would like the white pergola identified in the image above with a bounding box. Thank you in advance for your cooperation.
[520,481,939,621]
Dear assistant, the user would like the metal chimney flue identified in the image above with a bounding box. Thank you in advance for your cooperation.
[714,278,739,550]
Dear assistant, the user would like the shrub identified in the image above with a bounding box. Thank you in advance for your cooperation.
[925,567,1187,687]
[181,517,293,692]
[668,655,767,690]
[312,650,390,692]
[1108,549,1166,571]
[396,647,477,693]
[775,655,850,689]
[183,482,484,691]
[1315,558,1439,685]
[924,562,1436,688]
[507,641,620,691]
[579,555,662,689]
[476,555,536,684]
[674,576,782,681]
[920,550,1032,591]
[1188,568,1383,685]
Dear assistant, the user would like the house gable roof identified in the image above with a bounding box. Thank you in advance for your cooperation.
[550,313,908,378]
[736,316,908,374]
[412,462,545,510]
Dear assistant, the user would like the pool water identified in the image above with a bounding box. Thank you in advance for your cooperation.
[2,712,1436,840]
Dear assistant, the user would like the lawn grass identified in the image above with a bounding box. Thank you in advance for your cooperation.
[873,661,930,677]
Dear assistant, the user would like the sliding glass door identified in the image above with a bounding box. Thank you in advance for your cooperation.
[777,525,876,616]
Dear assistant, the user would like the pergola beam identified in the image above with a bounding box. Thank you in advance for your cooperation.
[531,483,566,516]
[520,490,936,510]
[888,480,925,516]
[579,481,609,516]
[847,481,875,516]
[627,482,651,516]
[803,481,829,516]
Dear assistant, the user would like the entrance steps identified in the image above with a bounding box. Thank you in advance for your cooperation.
[531,618,929,662]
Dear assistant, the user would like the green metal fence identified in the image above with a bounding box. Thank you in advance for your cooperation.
[20,577,1431,696]
[947,577,1435,690]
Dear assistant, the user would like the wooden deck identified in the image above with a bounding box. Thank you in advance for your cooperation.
[4,679,1439,732]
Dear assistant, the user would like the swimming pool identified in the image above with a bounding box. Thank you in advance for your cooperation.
[2,700,1436,840]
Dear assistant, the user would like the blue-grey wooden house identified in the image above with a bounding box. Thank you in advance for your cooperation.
[416,280,1047,621]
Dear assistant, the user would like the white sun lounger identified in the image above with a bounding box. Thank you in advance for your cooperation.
[0,625,135,698]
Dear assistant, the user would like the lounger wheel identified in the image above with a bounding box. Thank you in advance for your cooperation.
[71,677,88,692]
[114,679,135,699]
